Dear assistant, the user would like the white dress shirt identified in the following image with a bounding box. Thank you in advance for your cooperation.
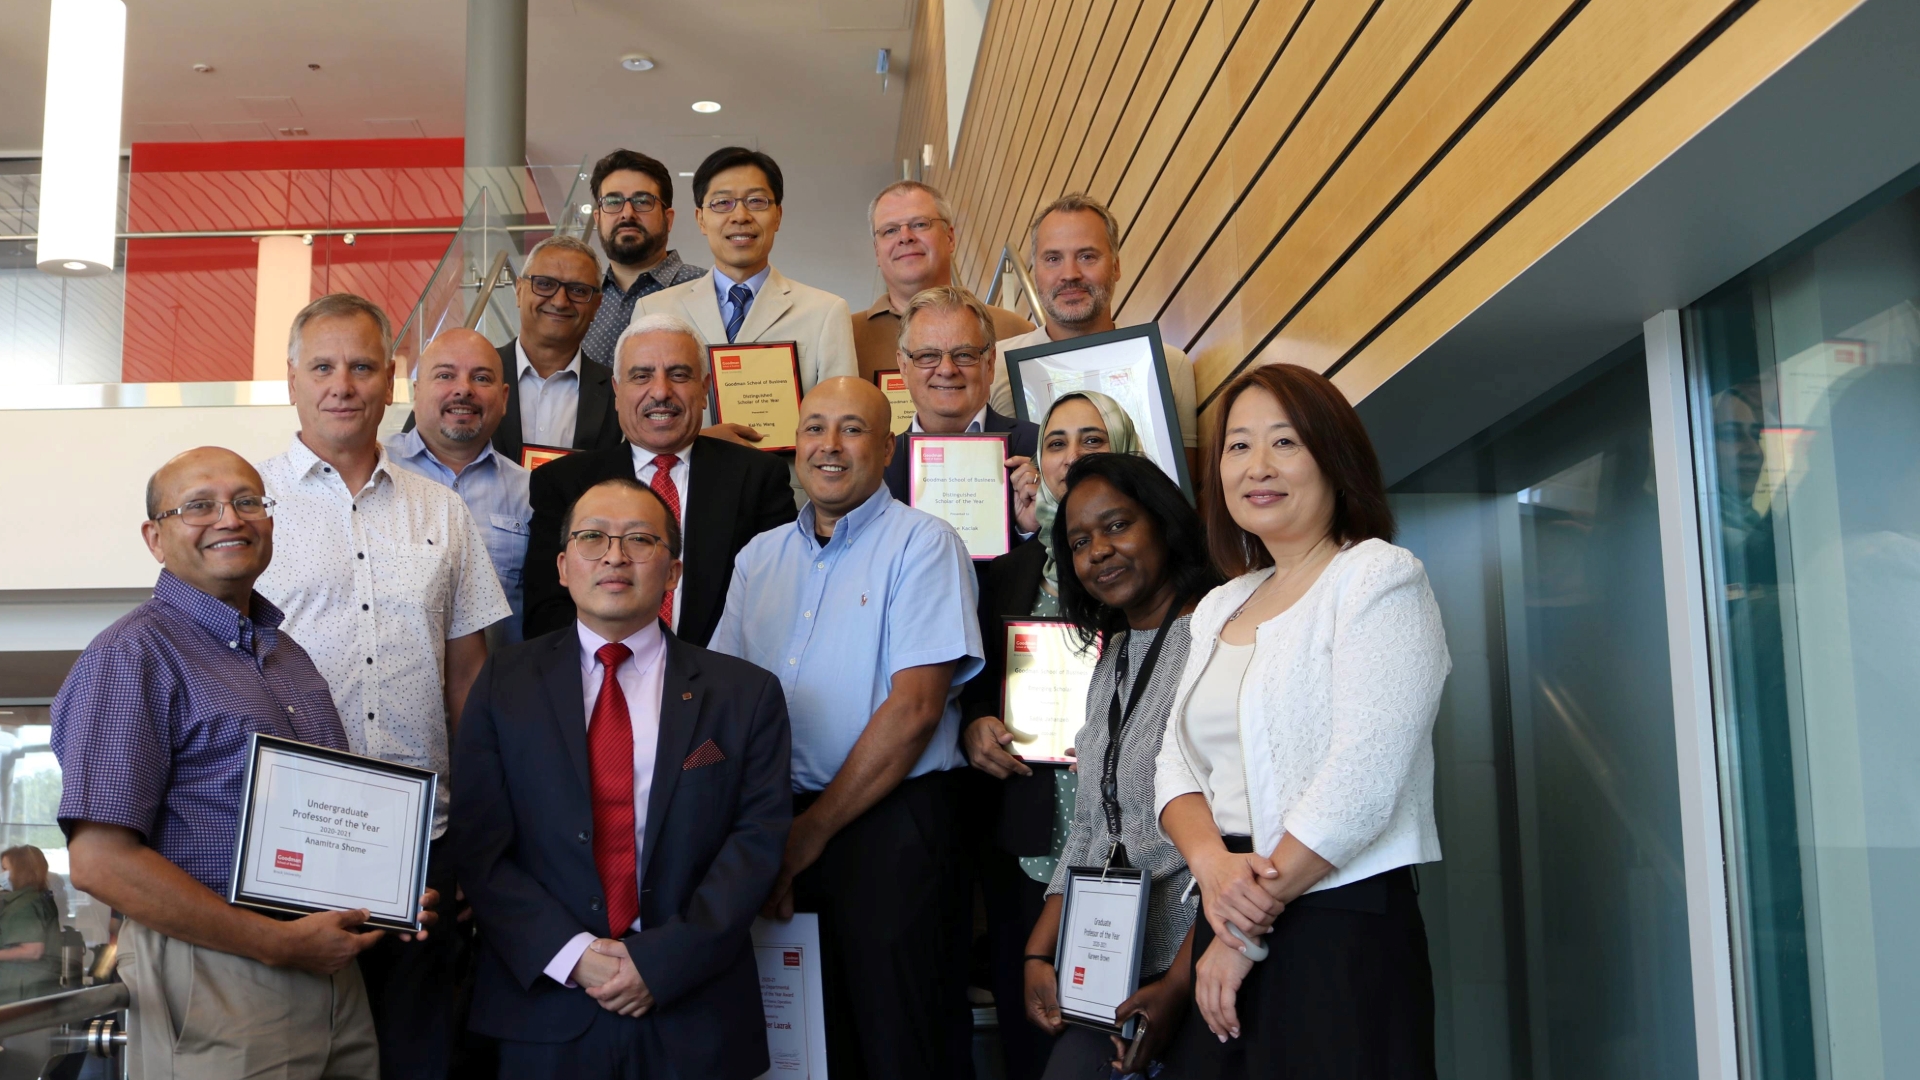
[516,341,583,449]
[543,619,667,986]
[255,436,512,836]
[910,404,989,433]
[631,443,694,631]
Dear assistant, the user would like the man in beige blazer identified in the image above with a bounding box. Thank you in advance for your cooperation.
[635,147,857,446]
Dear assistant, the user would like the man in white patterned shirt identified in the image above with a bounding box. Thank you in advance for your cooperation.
[256,294,511,1080]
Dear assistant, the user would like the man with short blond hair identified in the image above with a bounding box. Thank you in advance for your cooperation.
[856,180,1032,381]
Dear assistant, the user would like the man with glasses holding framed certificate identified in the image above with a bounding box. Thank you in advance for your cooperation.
[491,236,624,469]
[580,149,707,367]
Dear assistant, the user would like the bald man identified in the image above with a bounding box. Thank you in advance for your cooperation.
[710,378,984,1079]
[387,328,533,644]
[52,448,434,1079]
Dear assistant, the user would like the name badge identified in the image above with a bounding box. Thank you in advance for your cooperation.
[1056,864,1151,1035]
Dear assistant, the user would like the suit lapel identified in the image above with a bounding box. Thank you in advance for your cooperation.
[680,438,729,626]
[739,268,793,342]
[680,282,729,346]
[538,631,591,792]
[576,361,611,448]
[641,637,703,881]
[495,341,526,464]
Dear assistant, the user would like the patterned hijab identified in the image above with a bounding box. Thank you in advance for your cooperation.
[1034,390,1143,598]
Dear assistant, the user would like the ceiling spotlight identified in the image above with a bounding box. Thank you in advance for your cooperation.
[620,54,655,72]
[63,261,88,271]
[677,171,694,177]
[690,100,721,114]
[191,62,212,74]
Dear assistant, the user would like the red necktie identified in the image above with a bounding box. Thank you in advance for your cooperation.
[649,455,682,626]
[589,642,640,936]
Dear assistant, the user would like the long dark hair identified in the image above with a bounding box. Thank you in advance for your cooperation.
[1053,454,1220,646]
[1202,364,1394,577]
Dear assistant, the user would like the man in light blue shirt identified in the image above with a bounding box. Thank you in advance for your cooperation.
[709,376,981,1079]
[386,328,533,643]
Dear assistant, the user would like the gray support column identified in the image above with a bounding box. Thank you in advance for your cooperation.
[464,0,528,226]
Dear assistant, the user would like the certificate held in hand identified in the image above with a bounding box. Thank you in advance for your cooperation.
[1002,619,1100,763]
[708,341,803,451]
[906,433,1011,560]
[228,734,436,932]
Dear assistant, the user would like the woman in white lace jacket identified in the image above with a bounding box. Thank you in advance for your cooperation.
[1156,364,1449,1078]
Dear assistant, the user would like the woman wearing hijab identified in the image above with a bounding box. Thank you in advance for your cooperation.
[961,391,1143,1078]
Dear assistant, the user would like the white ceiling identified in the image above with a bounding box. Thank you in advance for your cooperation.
[0,0,913,303]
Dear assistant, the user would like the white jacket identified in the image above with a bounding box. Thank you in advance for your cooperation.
[1154,539,1450,892]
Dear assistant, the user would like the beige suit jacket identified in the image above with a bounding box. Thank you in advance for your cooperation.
[634,267,858,392]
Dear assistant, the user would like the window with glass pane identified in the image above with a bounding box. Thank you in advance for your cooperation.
[1391,342,1697,1079]
[1685,172,1920,1080]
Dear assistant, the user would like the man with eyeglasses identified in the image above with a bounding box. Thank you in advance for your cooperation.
[453,476,791,1078]
[256,293,511,1080]
[855,181,1032,381]
[580,149,707,367]
[882,286,1039,521]
[485,235,625,470]
[53,447,437,1080]
[635,146,857,444]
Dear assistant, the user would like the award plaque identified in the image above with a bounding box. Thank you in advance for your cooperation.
[521,444,573,470]
[228,734,436,932]
[1006,324,1192,498]
[873,368,916,434]
[1055,865,1151,1035]
[905,433,1010,560]
[708,341,803,451]
[1001,619,1100,763]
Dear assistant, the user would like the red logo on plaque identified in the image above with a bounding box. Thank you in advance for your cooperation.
[883,374,906,391]
[784,950,801,968]
[274,849,303,872]
[1013,634,1034,654]
[1072,966,1086,986]
[921,445,945,464]
[720,355,742,371]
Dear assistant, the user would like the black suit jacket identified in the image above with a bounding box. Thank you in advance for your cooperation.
[523,437,798,645]
[452,629,792,1077]
[883,407,1039,504]
[492,340,622,466]
[956,538,1061,855]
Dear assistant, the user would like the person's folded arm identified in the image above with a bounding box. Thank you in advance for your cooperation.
[625,672,794,1006]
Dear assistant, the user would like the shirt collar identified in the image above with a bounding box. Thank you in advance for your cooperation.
[797,482,894,548]
[910,404,989,434]
[286,433,394,488]
[153,569,284,654]
[860,294,902,321]
[576,618,667,676]
[604,249,688,298]
[516,340,583,382]
[711,265,773,306]
[630,441,694,474]
[390,428,500,477]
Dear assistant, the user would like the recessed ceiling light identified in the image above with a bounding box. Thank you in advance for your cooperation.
[63,261,88,271]
[620,54,655,72]
[691,100,721,114]
[678,171,694,177]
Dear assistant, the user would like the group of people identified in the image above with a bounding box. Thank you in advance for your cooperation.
[47,143,1452,1080]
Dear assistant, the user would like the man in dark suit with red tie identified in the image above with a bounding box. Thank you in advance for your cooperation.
[452,476,792,1077]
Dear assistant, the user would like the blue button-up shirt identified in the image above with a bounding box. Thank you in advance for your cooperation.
[712,265,773,334]
[52,571,349,894]
[710,485,983,792]
[384,429,533,643]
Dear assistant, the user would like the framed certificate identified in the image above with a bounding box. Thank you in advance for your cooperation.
[521,443,573,470]
[708,341,803,451]
[1055,865,1151,1035]
[1002,619,1100,763]
[1005,324,1192,498]
[752,915,829,1077]
[228,734,436,932]
[905,433,1010,560]
[873,368,916,434]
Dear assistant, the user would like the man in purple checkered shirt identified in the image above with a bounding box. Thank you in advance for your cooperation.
[54,447,433,1080]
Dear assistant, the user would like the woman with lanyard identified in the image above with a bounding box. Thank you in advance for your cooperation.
[1019,453,1220,1078]
[1157,365,1449,1078]
[962,391,1145,1078]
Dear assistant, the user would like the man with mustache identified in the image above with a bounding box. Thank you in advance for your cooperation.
[386,328,532,644]
[710,377,983,1080]
[854,180,1031,381]
[521,313,797,645]
[580,149,707,368]
[491,235,624,469]
[994,193,1198,474]
[257,294,512,1079]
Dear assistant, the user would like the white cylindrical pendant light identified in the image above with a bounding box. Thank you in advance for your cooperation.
[37,0,127,278]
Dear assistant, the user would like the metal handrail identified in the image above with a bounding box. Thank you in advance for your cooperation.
[462,250,514,332]
[0,983,127,1041]
[983,244,1048,329]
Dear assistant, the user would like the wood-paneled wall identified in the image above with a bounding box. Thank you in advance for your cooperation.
[895,0,1864,417]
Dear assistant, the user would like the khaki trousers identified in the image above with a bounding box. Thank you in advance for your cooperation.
[119,919,379,1080]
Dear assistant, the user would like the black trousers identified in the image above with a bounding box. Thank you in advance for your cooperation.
[494,1009,674,1078]
[792,770,972,1080]
[358,835,468,1080]
[1171,859,1437,1080]
[980,843,1054,1080]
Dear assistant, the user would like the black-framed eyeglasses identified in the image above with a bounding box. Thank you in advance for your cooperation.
[599,192,662,214]
[704,195,775,214]
[524,275,600,304]
[567,529,670,562]
[904,345,991,369]
[152,496,276,525]
[873,216,947,241]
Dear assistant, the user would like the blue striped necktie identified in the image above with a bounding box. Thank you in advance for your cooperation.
[724,283,753,342]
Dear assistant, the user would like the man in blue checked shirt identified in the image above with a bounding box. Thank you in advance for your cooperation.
[52,447,435,1080]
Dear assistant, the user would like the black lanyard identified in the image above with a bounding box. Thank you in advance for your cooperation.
[1098,596,1185,868]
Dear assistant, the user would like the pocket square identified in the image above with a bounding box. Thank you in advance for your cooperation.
[682,739,726,770]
